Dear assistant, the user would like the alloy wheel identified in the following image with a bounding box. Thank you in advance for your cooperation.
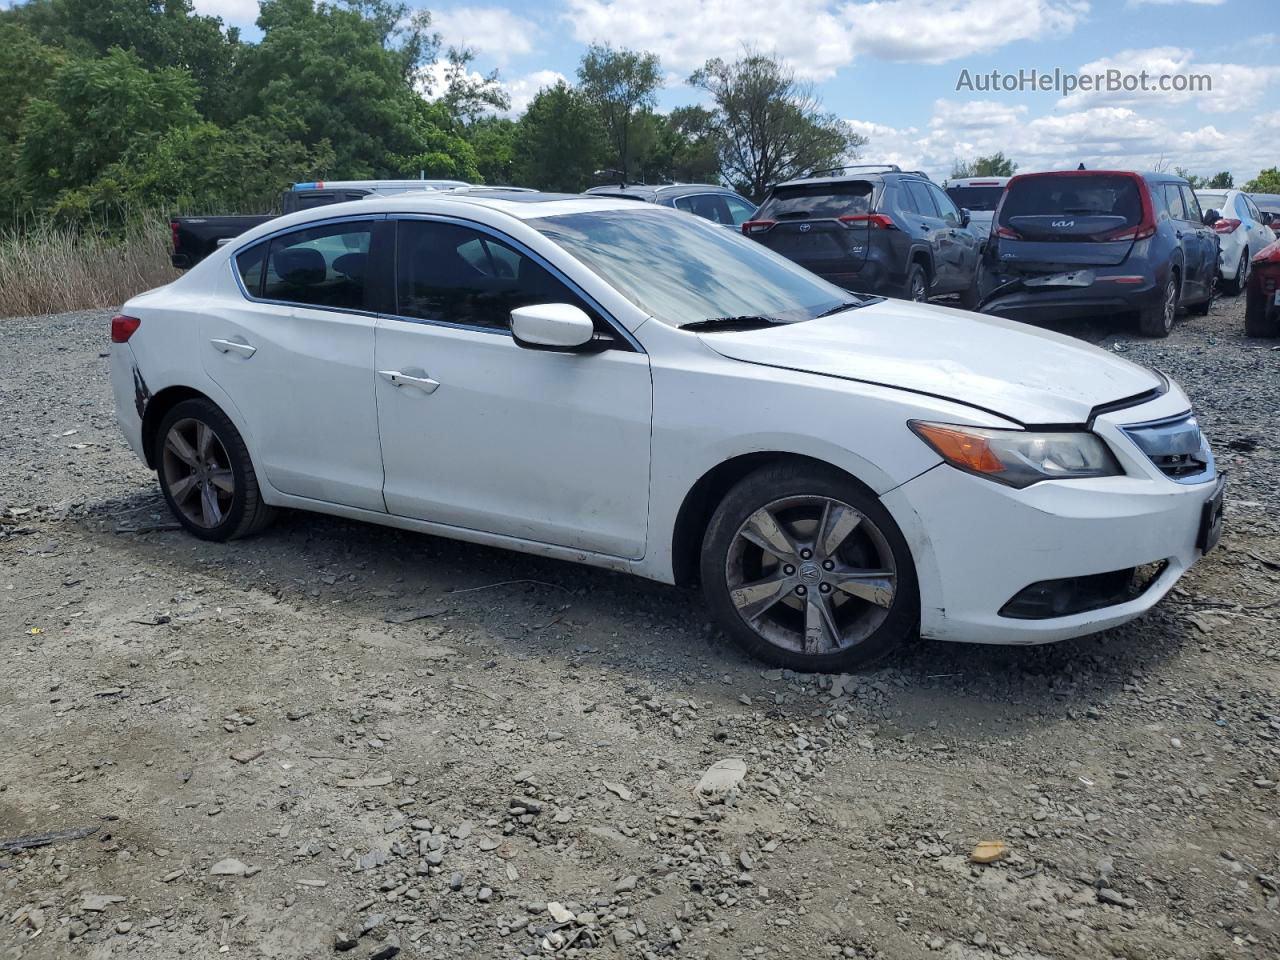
[1162,278,1177,330]
[910,274,927,301]
[724,495,897,655]
[1238,250,1249,288]
[161,418,235,529]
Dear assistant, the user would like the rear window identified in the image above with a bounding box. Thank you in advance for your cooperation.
[945,185,1004,211]
[998,174,1143,241]
[758,181,873,220]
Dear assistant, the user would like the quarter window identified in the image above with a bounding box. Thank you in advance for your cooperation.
[261,221,374,310]
[395,220,591,332]
[235,243,266,296]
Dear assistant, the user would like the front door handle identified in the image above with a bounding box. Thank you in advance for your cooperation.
[210,337,256,358]
[379,369,440,394]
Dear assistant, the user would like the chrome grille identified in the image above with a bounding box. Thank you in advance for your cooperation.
[1121,413,1215,484]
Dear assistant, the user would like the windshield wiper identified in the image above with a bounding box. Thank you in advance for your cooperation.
[813,299,870,318]
[680,315,789,332]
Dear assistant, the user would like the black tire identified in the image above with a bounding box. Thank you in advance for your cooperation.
[1221,249,1248,296]
[155,398,275,542]
[1245,291,1280,338]
[1139,273,1178,337]
[699,463,919,673]
[904,262,929,302]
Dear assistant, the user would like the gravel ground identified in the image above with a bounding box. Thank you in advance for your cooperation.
[1,296,1278,960]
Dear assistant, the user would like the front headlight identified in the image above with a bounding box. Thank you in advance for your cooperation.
[910,421,1122,488]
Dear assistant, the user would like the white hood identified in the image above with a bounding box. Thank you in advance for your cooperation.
[697,299,1165,425]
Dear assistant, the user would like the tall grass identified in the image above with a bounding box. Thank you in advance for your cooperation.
[0,217,180,318]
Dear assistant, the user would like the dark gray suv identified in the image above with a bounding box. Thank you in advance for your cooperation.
[742,165,982,304]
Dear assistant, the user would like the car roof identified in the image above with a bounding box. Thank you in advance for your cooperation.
[585,183,738,199]
[944,177,1011,187]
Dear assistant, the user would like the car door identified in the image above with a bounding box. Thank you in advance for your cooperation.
[1242,194,1270,255]
[1179,185,1215,296]
[926,182,980,293]
[374,216,653,559]
[202,217,387,512]
[902,180,947,287]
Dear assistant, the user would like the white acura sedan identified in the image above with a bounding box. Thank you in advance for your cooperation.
[110,191,1224,671]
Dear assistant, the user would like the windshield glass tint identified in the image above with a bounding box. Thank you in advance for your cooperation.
[757,182,873,220]
[531,207,856,327]
[945,186,1004,211]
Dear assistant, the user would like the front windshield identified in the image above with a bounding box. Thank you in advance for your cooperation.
[530,207,860,327]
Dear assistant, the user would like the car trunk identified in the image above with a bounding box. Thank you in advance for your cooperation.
[754,181,875,273]
[993,174,1146,270]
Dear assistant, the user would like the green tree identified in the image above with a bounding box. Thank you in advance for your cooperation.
[1244,167,1280,193]
[690,51,865,201]
[234,0,451,178]
[951,152,1017,179]
[17,46,199,206]
[635,106,721,184]
[467,116,518,185]
[1206,171,1234,189]
[1173,166,1207,188]
[0,21,66,214]
[577,44,662,180]
[513,81,606,192]
[2,0,242,123]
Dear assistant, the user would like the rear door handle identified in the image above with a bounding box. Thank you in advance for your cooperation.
[210,337,256,358]
[379,369,440,394]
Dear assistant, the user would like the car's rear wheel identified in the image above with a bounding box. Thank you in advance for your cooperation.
[1221,249,1248,296]
[1139,273,1178,337]
[1189,269,1216,316]
[156,398,275,541]
[904,263,928,302]
[958,259,984,310]
[700,464,918,672]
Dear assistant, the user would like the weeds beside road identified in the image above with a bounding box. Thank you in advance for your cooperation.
[0,220,177,319]
[1,298,1277,959]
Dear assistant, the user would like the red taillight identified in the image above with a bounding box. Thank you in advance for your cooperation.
[995,225,1021,240]
[111,314,141,343]
[1100,275,1145,284]
[1213,218,1241,234]
[838,213,896,229]
[1096,223,1156,242]
[742,219,776,235]
[170,220,180,250]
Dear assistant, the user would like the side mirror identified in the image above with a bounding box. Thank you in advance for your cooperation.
[1202,208,1220,227]
[510,303,596,351]
[1261,212,1275,226]
[959,207,971,228]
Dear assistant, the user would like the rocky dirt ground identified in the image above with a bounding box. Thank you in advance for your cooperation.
[1,293,1278,960]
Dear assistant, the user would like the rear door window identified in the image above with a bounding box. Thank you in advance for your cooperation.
[757,181,873,220]
[905,181,939,217]
[1163,184,1189,221]
[674,193,735,225]
[998,175,1143,241]
[262,221,374,310]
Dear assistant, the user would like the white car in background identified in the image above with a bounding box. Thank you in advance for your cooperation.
[109,191,1223,672]
[1196,189,1275,295]
[943,176,1010,244]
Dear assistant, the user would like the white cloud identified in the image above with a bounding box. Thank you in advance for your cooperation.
[563,0,1088,81]
[844,0,1088,65]
[1127,0,1225,6]
[190,0,260,26]
[503,69,570,115]
[846,99,1274,184]
[1057,46,1280,113]
[431,6,540,66]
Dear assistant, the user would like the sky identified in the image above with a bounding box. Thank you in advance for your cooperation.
[98,1,1280,182]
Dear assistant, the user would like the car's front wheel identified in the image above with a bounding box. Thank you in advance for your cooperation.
[700,464,918,672]
[155,398,275,541]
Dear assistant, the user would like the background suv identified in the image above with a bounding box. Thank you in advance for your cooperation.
[981,170,1217,337]
[944,176,1011,245]
[743,165,982,305]
[583,182,757,228]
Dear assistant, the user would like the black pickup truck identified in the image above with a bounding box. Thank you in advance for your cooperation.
[169,179,471,268]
